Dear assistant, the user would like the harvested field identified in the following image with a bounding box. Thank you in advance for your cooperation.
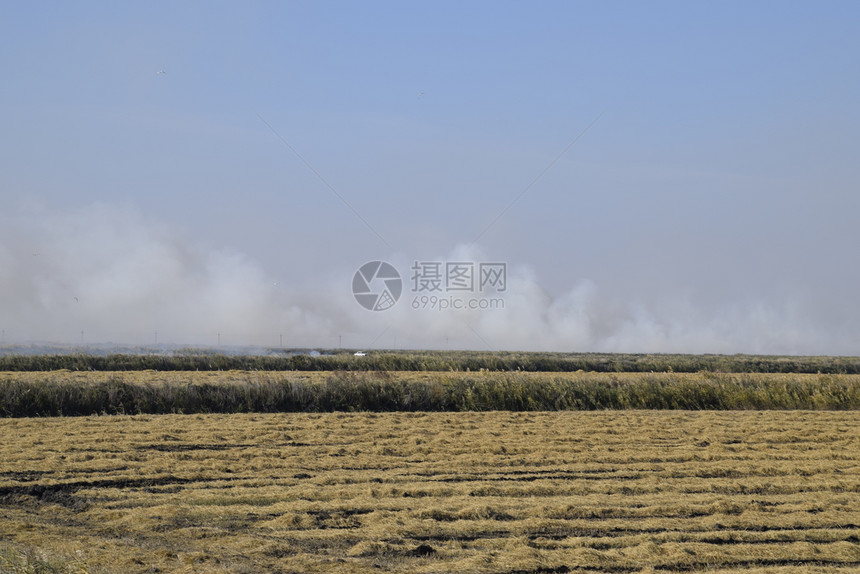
[1,411,858,573]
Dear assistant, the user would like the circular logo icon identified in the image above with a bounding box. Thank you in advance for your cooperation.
[352,261,402,311]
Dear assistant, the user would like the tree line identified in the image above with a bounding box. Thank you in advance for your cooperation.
[2,350,860,373]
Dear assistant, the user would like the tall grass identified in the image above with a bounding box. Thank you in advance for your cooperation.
[1,372,857,416]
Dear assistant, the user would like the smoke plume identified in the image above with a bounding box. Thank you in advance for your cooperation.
[0,202,853,354]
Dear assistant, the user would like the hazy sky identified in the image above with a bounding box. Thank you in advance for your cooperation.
[2,1,859,353]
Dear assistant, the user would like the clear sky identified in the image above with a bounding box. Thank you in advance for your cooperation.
[2,1,859,353]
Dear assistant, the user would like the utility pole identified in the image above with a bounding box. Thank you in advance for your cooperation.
[279,333,283,347]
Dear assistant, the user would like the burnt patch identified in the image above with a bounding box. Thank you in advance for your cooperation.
[136,443,254,452]
[0,475,198,506]
[409,530,510,542]
[654,559,860,571]
[411,544,437,557]
[0,470,52,481]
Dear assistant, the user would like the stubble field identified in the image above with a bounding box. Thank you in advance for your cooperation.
[1,410,858,573]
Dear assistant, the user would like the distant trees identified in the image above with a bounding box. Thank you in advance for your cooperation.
[0,351,859,374]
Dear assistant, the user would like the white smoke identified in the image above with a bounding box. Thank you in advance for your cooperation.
[0,202,853,354]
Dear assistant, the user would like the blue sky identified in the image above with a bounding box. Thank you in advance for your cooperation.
[2,1,859,352]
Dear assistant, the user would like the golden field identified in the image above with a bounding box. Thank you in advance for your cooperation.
[1,409,858,573]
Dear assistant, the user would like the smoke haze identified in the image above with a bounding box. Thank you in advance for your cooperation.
[1,202,856,355]
[2,3,859,355]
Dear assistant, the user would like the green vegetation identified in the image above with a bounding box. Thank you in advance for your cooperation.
[1,371,858,416]
[0,542,93,574]
[3,350,860,373]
